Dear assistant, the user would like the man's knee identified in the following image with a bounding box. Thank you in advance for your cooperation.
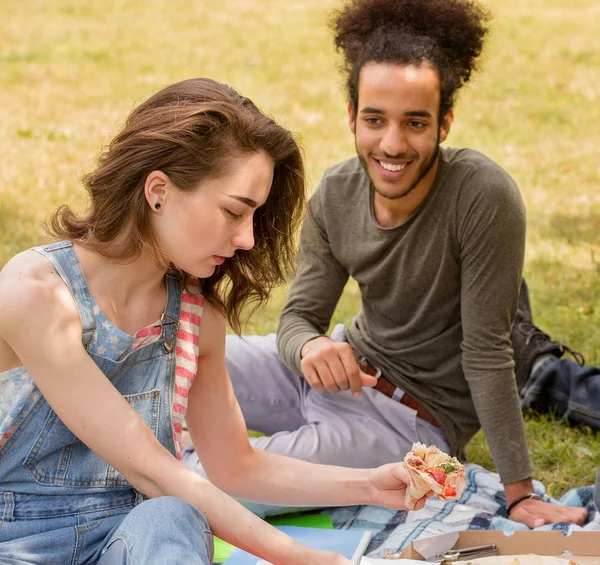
[225,333,294,390]
[225,334,279,366]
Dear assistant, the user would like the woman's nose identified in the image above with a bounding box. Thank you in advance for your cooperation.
[233,219,255,251]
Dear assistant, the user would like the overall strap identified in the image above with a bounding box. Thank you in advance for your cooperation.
[33,241,96,348]
[161,274,182,351]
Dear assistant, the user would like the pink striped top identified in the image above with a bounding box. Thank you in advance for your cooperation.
[132,278,204,459]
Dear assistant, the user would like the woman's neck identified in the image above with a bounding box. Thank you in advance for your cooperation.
[74,244,168,335]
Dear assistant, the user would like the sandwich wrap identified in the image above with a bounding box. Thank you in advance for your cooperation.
[404,442,465,510]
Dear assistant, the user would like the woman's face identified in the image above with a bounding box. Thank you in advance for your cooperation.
[147,151,274,278]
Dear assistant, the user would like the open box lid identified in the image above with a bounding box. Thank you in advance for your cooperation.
[399,531,600,563]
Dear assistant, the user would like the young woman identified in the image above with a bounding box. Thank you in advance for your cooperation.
[0,78,430,564]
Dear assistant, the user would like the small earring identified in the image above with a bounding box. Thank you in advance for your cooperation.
[155,203,161,210]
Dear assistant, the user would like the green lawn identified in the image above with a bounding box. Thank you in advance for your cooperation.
[2,0,599,495]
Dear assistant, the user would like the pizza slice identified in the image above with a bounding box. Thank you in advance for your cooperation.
[404,442,465,510]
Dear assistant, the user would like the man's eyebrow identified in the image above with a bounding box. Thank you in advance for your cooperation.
[359,107,433,118]
[227,195,258,208]
[405,110,433,118]
[360,106,385,114]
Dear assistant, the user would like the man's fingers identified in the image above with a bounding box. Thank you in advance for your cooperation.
[567,507,588,525]
[326,355,351,391]
[532,517,545,528]
[512,506,544,529]
[312,358,341,394]
[552,505,587,525]
[302,365,325,392]
[301,341,359,394]
[339,348,363,396]
[360,372,378,388]
[511,500,588,528]
[300,339,379,396]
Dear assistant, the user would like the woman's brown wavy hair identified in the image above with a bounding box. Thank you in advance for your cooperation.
[47,78,306,333]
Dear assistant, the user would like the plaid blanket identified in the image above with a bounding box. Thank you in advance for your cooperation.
[325,464,600,559]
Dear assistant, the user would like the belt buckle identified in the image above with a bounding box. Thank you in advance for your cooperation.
[358,356,382,379]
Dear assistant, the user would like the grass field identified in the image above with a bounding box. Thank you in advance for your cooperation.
[2,0,599,496]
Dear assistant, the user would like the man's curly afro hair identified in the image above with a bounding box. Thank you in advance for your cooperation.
[330,0,491,119]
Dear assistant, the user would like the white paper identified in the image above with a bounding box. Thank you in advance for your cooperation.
[412,531,459,560]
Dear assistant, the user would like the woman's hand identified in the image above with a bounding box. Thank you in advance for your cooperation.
[368,462,432,510]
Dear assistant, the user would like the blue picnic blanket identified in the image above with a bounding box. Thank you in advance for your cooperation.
[324,464,600,559]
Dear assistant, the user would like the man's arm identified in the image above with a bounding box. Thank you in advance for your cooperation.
[458,164,585,526]
[277,187,377,395]
[458,165,528,484]
[277,191,349,370]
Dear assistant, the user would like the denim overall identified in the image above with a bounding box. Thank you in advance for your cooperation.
[0,242,212,564]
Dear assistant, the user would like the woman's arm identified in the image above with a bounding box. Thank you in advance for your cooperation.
[186,303,423,511]
[0,254,348,565]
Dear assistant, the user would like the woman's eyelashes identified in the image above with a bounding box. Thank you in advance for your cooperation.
[224,208,243,220]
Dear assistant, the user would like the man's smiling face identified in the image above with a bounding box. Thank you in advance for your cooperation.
[349,62,452,202]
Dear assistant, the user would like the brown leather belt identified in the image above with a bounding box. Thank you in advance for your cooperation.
[358,357,440,427]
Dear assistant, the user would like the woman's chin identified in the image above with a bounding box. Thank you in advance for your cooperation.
[192,264,218,279]
[172,260,216,279]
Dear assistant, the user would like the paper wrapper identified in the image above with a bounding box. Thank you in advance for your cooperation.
[404,442,465,510]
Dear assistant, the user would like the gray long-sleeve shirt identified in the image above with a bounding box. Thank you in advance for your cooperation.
[277,148,531,484]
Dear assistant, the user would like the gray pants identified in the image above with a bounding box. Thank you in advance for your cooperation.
[183,332,449,476]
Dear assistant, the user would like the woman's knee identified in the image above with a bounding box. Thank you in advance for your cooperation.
[137,496,211,534]
[100,496,214,565]
[111,496,213,561]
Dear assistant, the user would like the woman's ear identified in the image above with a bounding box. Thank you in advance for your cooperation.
[144,170,171,211]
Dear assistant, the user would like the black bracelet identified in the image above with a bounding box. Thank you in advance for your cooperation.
[507,492,543,515]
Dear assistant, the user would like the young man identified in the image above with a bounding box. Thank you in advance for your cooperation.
[183,0,587,528]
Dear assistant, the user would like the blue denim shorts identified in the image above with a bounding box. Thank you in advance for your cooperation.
[0,491,213,565]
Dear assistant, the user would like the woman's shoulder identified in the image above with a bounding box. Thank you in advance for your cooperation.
[0,249,78,325]
[0,249,55,295]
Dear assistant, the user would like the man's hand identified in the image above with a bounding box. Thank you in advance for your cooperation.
[505,480,587,528]
[300,336,377,396]
[509,498,588,528]
[368,462,433,511]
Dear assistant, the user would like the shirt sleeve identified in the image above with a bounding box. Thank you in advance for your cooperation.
[457,164,531,484]
[277,184,350,374]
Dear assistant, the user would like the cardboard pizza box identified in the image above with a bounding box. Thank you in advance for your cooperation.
[399,530,600,564]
